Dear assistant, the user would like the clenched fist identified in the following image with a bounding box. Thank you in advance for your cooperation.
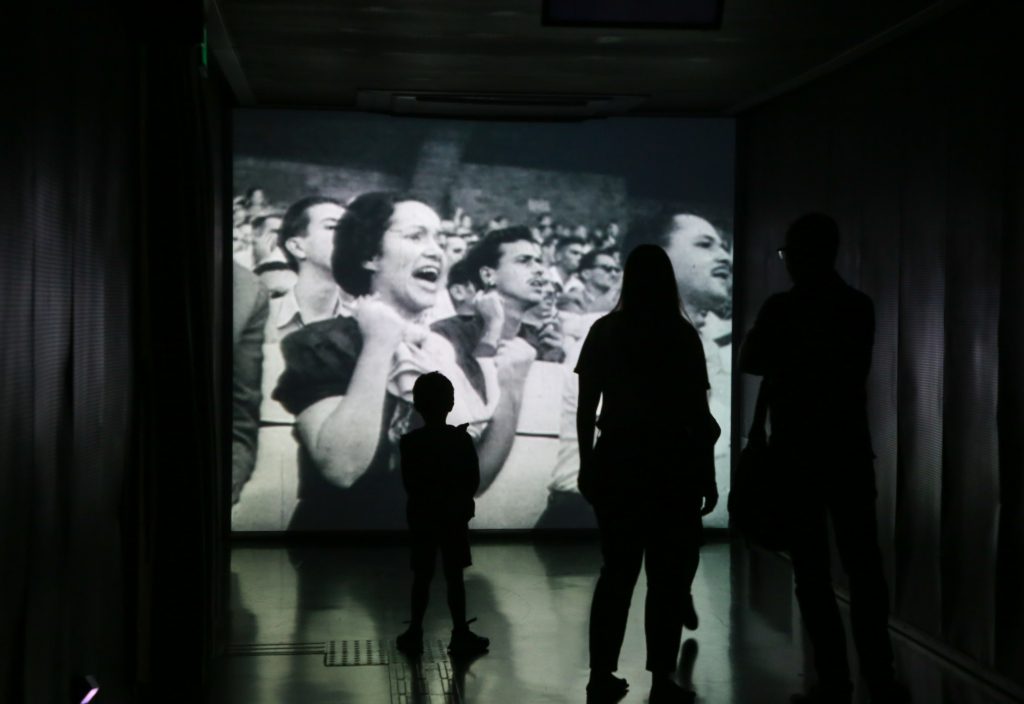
[474,290,505,332]
[354,296,407,346]
[494,337,537,385]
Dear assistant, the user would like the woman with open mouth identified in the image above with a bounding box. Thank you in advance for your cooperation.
[271,191,471,531]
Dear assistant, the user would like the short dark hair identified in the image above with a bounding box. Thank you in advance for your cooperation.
[463,226,536,289]
[332,192,416,296]
[785,212,840,263]
[579,247,617,272]
[278,196,342,271]
[412,371,455,417]
[447,257,476,289]
[555,235,587,252]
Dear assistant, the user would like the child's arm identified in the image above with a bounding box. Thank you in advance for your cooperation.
[399,435,421,496]
[462,431,481,498]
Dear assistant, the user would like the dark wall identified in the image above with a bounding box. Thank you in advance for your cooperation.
[734,0,1023,692]
[1,2,224,702]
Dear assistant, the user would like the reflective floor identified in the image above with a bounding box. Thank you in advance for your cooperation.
[211,537,1020,704]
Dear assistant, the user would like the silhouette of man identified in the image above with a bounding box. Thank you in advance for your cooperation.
[739,213,909,704]
[395,372,490,658]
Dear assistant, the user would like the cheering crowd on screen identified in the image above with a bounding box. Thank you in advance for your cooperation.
[231,186,733,529]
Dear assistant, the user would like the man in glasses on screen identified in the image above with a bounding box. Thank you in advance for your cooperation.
[558,248,622,316]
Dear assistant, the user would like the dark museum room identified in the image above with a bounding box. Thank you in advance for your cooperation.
[1,1,1022,703]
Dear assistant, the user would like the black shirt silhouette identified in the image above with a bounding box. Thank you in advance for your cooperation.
[400,424,479,529]
[741,270,875,466]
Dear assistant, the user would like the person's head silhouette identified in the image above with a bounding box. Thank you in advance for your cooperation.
[616,244,683,319]
[781,213,839,286]
[412,371,455,425]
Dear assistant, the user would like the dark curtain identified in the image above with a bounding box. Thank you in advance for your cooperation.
[0,1,226,702]
[130,3,228,701]
[996,70,1024,680]
[734,0,1023,694]
[0,3,138,702]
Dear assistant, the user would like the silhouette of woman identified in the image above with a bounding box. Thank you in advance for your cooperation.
[577,244,719,704]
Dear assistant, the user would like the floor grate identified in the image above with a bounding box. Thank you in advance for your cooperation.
[226,642,326,657]
[226,636,462,701]
[388,639,460,704]
[324,639,390,667]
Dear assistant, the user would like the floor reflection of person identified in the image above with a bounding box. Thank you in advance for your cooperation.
[272,192,447,530]
[578,245,719,704]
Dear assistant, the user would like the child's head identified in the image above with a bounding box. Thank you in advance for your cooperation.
[412,371,455,422]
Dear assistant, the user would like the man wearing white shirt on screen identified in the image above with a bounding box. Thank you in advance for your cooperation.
[546,234,587,294]
[264,196,349,343]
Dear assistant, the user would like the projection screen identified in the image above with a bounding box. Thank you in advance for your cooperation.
[230,110,734,531]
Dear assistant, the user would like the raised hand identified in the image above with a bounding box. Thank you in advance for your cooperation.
[354,296,407,347]
[474,290,505,331]
[494,337,537,385]
[537,317,564,351]
[252,228,279,265]
[402,322,430,348]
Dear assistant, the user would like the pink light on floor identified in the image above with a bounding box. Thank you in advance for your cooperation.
[80,679,99,703]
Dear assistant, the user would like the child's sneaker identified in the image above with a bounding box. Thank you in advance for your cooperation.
[396,625,424,656]
[447,618,489,657]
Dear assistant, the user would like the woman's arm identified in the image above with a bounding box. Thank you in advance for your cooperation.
[475,337,535,494]
[295,336,398,488]
[576,374,601,503]
[295,300,407,489]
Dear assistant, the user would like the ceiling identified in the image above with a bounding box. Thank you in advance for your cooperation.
[210,0,961,116]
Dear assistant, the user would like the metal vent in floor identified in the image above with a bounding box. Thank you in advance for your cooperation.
[389,639,458,703]
[324,639,390,667]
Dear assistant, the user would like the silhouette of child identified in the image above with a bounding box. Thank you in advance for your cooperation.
[395,371,490,658]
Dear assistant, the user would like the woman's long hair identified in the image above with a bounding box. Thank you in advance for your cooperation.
[615,244,684,320]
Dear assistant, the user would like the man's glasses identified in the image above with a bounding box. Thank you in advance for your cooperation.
[595,264,622,274]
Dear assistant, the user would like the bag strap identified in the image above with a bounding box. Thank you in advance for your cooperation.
[748,378,770,446]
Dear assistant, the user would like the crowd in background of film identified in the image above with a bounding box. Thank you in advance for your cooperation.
[230,186,733,338]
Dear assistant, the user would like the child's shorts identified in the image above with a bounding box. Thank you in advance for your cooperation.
[409,523,472,573]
